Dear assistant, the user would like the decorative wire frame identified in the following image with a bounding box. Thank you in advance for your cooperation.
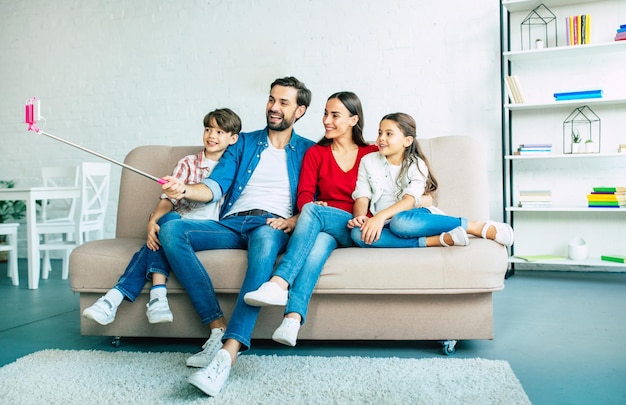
[563,105,601,154]
[520,3,558,50]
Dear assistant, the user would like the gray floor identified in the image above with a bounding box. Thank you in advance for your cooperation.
[1,260,625,405]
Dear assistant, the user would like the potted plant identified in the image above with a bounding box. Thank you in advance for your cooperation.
[0,180,26,262]
[571,130,582,153]
[585,138,595,153]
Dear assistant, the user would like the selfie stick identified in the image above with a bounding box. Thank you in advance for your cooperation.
[25,97,167,185]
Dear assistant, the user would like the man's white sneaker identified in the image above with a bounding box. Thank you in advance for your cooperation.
[188,349,232,397]
[146,297,173,324]
[272,317,301,347]
[440,226,469,247]
[243,281,288,306]
[82,297,117,325]
[186,327,225,368]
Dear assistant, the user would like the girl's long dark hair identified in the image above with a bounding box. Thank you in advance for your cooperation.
[381,112,438,196]
[318,92,369,147]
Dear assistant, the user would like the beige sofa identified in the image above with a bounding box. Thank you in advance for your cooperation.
[70,136,509,354]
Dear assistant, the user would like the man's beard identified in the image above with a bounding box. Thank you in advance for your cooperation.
[267,112,295,131]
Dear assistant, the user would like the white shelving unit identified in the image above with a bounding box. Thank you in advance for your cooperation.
[501,0,626,270]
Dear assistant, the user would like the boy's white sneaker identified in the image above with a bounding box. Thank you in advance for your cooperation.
[243,281,288,306]
[186,327,225,368]
[146,297,173,324]
[272,317,301,347]
[82,297,117,325]
[188,349,232,397]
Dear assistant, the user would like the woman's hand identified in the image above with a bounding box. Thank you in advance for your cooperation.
[347,215,368,229]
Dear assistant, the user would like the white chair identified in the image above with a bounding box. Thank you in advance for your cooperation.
[38,166,80,275]
[38,162,111,280]
[0,223,20,285]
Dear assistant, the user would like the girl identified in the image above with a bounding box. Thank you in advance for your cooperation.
[348,112,514,248]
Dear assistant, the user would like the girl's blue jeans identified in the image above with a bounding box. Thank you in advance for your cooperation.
[114,211,181,301]
[273,203,353,325]
[350,207,468,248]
[159,213,289,351]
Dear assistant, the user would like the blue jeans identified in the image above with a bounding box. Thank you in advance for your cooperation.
[273,203,353,324]
[350,208,468,248]
[159,213,289,351]
[114,211,181,301]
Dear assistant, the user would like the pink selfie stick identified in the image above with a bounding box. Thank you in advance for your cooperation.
[25,98,167,185]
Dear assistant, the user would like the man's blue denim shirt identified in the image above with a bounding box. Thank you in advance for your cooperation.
[202,127,315,219]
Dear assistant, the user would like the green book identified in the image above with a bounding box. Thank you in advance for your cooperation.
[601,255,626,263]
[593,187,626,192]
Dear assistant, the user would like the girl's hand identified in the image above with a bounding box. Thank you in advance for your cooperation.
[347,215,368,229]
[359,215,386,244]
[146,221,161,251]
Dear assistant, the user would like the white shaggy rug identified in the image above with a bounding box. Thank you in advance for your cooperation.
[0,350,531,404]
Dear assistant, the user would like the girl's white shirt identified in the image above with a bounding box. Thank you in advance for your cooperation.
[352,152,444,216]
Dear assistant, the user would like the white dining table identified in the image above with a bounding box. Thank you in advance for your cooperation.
[0,186,80,289]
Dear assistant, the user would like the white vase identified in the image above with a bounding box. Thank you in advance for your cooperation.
[568,237,588,261]
[585,142,595,153]
[571,143,580,154]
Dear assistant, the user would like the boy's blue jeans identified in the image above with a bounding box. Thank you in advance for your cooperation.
[350,207,468,248]
[273,203,353,325]
[114,211,181,301]
[159,213,289,351]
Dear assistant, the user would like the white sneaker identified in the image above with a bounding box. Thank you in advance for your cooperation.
[482,221,514,247]
[243,281,288,306]
[186,328,225,368]
[272,317,301,347]
[146,297,173,324]
[82,297,117,325]
[188,349,232,397]
[440,226,469,247]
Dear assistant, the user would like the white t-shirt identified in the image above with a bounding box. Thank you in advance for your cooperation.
[225,143,292,219]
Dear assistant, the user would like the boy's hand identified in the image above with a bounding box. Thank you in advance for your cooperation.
[161,175,186,200]
[146,220,161,251]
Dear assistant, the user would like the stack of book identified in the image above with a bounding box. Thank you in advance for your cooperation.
[518,190,551,208]
[616,24,626,41]
[504,75,524,104]
[553,89,602,101]
[514,143,552,156]
[565,14,590,45]
[587,187,626,208]
[618,144,626,153]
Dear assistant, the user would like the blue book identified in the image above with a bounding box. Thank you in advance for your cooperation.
[621,24,626,29]
[555,94,603,101]
[554,90,603,98]
[617,28,626,33]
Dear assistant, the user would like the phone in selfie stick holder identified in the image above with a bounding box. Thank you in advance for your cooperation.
[25,97,167,184]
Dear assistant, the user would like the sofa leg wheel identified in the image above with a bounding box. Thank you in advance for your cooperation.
[441,340,457,356]
[111,336,121,348]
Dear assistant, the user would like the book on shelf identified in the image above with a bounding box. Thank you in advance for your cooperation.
[553,89,603,101]
[518,190,551,207]
[601,255,626,264]
[505,76,524,104]
[514,254,565,262]
[592,186,626,192]
[566,14,591,45]
[587,193,626,202]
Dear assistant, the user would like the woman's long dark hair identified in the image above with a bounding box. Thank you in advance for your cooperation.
[318,92,369,147]
[380,113,438,196]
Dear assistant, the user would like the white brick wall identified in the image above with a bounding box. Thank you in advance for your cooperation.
[0,0,503,250]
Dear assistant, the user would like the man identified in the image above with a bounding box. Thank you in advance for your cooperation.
[159,76,314,397]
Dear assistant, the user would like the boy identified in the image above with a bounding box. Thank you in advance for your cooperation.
[82,108,241,325]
